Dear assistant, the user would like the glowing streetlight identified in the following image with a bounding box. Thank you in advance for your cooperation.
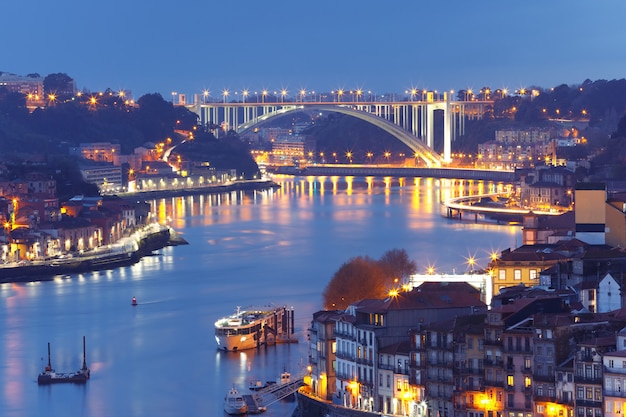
[466,255,476,272]
[280,89,287,103]
[337,89,344,102]
[202,89,210,103]
[242,89,249,103]
[261,89,268,103]
[299,89,306,102]
[222,89,229,103]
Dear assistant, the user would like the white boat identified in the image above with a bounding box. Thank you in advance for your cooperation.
[214,305,286,351]
[224,386,248,415]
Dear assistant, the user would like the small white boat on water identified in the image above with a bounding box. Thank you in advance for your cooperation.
[224,385,248,415]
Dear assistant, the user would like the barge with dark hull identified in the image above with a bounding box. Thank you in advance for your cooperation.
[37,336,90,385]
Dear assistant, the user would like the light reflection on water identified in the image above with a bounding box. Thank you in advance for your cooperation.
[0,175,520,417]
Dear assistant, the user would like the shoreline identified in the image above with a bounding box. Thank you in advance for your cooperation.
[0,225,188,284]
[0,179,279,284]
[116,178,280,200]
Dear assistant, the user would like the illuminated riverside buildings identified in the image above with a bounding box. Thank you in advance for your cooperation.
[307,283,626,417]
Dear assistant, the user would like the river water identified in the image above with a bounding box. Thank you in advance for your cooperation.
[0,175,520,417]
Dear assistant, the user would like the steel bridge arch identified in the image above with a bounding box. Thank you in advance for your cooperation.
[237,105,443,167]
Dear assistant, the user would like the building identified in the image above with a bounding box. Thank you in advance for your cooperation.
[574,336,614,417]
[308,310,343,402]
[79,162,123,194]
[333,282,486,414]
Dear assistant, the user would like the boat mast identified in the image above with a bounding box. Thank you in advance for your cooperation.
[45,342,52,372]
[81,336,90,376]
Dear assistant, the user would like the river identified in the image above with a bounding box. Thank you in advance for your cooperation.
[0,175,520,417]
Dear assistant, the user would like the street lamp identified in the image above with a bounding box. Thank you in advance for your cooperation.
[280,89,287,103]
[171,91,177,104]
[262,89,268,103]
[355,89,362,102]
[222,89,229,103]
[202,89,209,103]
[242,89,248,103]
[299,89,306,102]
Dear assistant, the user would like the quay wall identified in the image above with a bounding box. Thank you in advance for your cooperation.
[294,391,378,417]
[0,227,185,283]
[281,166,515,182]
[118,179,280,200]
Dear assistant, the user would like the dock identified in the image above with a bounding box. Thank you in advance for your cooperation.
[242,374,305,414]
[37,336,90,385]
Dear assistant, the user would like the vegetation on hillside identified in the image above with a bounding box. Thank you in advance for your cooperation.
[0,77,260,179]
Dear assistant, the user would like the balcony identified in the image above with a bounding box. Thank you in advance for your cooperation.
[484,338,502,346]
[534,395,556,403]
[355,357,373,366]
[484,379,503,387]
[575,399,602,408]
[484,358,503,367]
[574,375,602,384]
[335,351,356,361]
[533,373,554,383]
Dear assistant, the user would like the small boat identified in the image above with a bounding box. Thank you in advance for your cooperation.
[249,377,266,391]
[278,370,290,385]
[224,385,248,415]
[37,336,90,385]
[131,296,137,306]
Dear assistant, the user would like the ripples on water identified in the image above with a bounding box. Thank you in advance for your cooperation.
[0,175,520,417]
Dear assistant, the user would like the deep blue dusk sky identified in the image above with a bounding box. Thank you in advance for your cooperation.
[3,1,626,100]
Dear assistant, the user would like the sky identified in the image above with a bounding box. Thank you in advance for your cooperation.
[3,1,626,101]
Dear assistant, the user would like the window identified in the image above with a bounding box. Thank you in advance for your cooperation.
[514,269,522,280]
[609,360,615,368]
[588,290,595,301]
[525,357,531,370]
[530,270,537,280]
[525,376,531,388]
[507,375,514,387]
[499,270,506,280]
[468,338,474,349]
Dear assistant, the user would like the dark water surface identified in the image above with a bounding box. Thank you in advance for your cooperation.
[0,175,520,417]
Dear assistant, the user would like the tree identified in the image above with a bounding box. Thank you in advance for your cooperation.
[322,256,387,310]
[43,73,75,100]
[378,248,417,284]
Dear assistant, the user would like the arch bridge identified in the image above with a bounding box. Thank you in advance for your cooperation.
[185,94,492,167]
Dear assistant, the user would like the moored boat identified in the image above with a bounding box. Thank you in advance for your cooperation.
[37,336,90,385]
[224,385,248,415]
[214,304,294,351]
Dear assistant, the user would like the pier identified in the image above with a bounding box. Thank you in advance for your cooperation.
[242,373,306,413]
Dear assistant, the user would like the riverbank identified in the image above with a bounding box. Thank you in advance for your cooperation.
[117,178,280,200]
[295,390,379,417]
[0,224,188,283]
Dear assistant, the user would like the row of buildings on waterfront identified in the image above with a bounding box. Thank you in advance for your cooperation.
[0,154,156,262]
[303,182,626,417]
